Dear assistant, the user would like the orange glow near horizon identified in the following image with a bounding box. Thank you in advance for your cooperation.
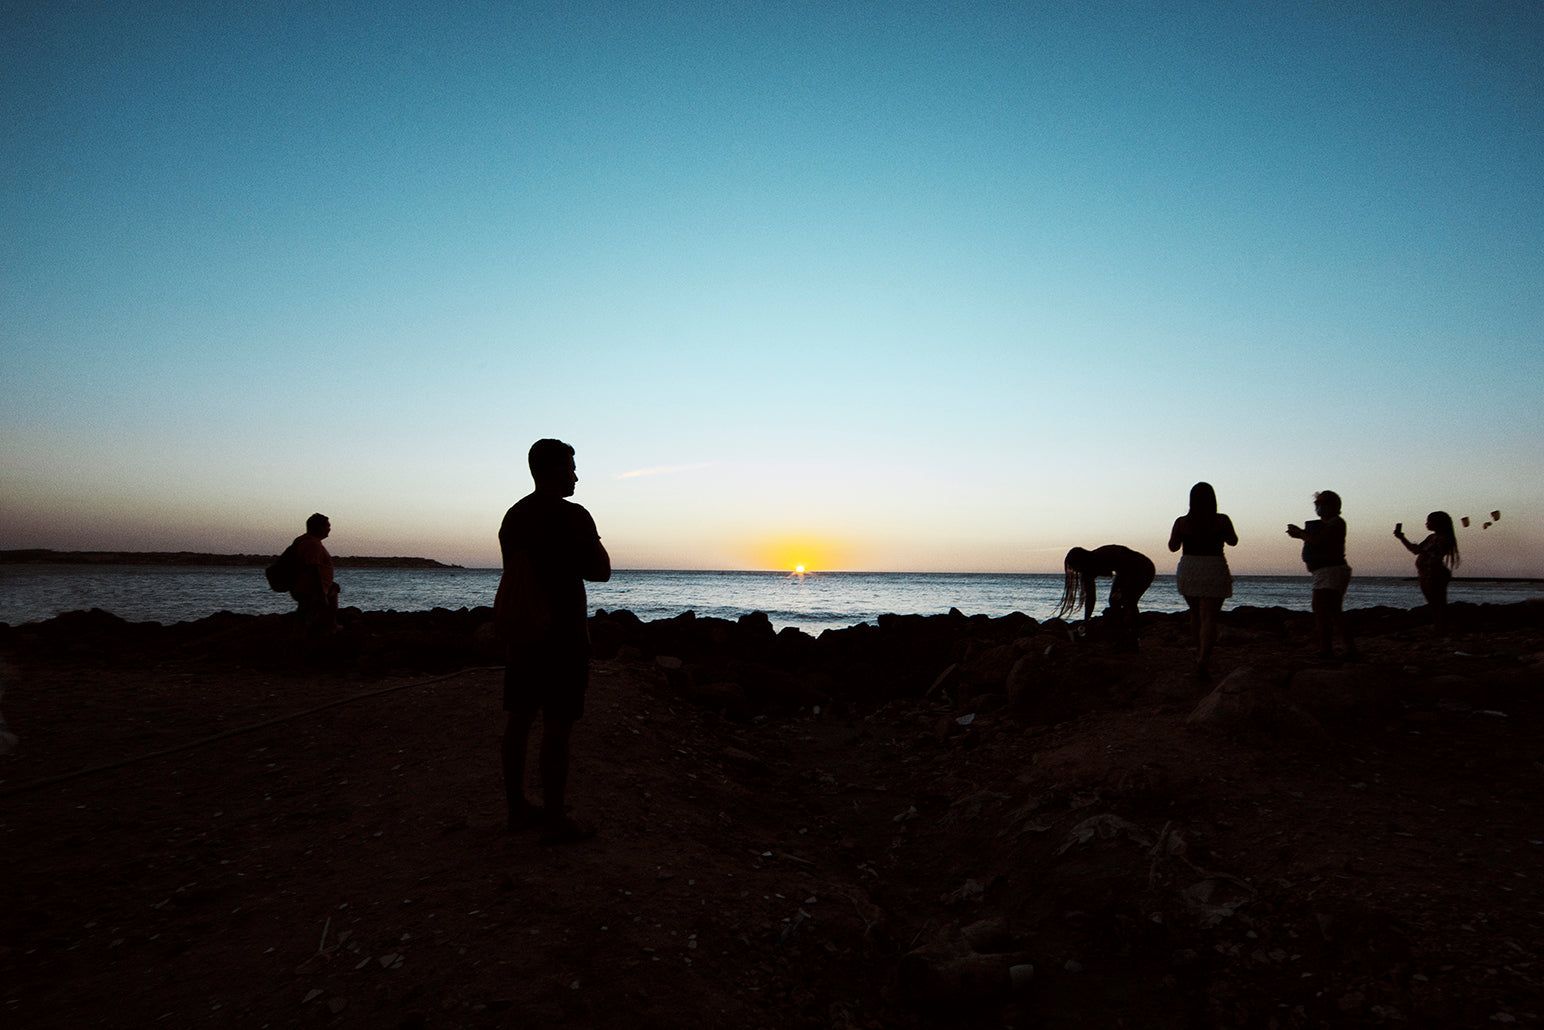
[748,536,849,574]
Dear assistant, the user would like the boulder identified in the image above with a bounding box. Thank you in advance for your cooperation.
[1004,635,1138,717]
[959,642,1023,691]
[0,682,16,755]
[1287,665,1400,733]
[1187,663,1402,740]
[1186,665,1293,728]
[895,919,1034,1006]
[1004,653,1041,709]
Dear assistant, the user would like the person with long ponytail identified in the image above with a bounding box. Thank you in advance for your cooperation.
[1052,545,1156,650]
[1395,511,1459,632]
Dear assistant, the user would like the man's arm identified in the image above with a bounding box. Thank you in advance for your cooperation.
[583,537,611,583]
[572,506,611,582]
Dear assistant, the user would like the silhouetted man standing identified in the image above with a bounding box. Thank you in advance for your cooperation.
[497,438,610,843]
[291,513,340,636]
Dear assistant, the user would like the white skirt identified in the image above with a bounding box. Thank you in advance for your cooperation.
[1176,555,1233,599]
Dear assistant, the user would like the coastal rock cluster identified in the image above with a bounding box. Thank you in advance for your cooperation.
[6,600,1538,735]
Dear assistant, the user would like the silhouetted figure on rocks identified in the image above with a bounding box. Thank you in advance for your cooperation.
[291,513,340,637]
[1288,489,1358,662]
[1054,545,1155,650]
[1168,482,1238,680]
[496,439,610,844]
[1395,511,1459,633]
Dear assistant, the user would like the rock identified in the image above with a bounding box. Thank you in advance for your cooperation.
[774,626,817,665]
[737,610,775,636]
[717,746,771,777]
[1056,813,1154,854]
[897,952,1033,1002]
[959,642,1021,690]
[0,683,15,755]
[1190,661,1407,739]
[1005,653,1041,709]
[738,664,828,712]
[1003,634,1066,709]
[959,917,1014,954]
[896,920,1034,1004]
[1186,665,1293,728]
[1179,876,1256,927]
[927,663,959,699]
[1415,672,1477,710]
[1287,665,1400,733]
[684,679,746,713]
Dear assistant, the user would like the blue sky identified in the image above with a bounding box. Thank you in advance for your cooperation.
[3,1,1541,575]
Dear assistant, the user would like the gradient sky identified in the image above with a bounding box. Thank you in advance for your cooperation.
[3,1,1541,576]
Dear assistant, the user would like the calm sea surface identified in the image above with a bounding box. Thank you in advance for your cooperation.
[2,566,1540,634]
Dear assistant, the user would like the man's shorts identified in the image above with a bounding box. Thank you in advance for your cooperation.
[503,644,590,722]
[1311,564,1352,594]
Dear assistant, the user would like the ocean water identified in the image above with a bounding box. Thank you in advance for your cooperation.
[1,565,1540,634]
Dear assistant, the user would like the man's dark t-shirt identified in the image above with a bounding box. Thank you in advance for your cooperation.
[498,492,602,655]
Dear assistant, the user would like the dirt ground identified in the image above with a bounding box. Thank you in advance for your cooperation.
[3,602,1544,1029]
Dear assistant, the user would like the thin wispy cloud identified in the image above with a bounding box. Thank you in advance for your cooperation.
[616,463,714,480]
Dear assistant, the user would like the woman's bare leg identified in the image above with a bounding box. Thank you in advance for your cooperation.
[1420,575,1449,634]
[1187,595,1221,678]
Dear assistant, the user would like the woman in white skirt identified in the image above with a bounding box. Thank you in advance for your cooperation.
[1167,482,1238,680]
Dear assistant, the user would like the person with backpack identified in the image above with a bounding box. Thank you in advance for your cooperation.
[288,513,340,636]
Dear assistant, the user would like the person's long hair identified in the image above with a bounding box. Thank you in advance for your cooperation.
[1052,548,1090,619]
[1429,511,1461,569]
[1188,482,1217,516]
[1187,482,1218,529]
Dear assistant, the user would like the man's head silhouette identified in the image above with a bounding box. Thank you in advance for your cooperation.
[529,438,578,496]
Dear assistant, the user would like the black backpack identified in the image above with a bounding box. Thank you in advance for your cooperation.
[265,542,300,592]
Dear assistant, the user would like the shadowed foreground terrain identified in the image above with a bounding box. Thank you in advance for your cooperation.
[2,600,1543,1028]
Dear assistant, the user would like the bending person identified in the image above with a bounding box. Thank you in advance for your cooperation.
[1394,511,1459,633]
[1053,545,1156,650]
[1168,482,1238,680]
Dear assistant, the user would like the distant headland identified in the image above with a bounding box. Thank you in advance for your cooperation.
[0,549,462,570]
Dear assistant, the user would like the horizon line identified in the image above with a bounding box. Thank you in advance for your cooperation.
[6,549,1539,581]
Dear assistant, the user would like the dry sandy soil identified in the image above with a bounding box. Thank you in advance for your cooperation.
[2,601,1543,1029]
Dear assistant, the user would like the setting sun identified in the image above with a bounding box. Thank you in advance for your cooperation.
[748,535,850,574]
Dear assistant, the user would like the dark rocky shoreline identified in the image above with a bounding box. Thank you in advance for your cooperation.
[5,600,1539,713]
